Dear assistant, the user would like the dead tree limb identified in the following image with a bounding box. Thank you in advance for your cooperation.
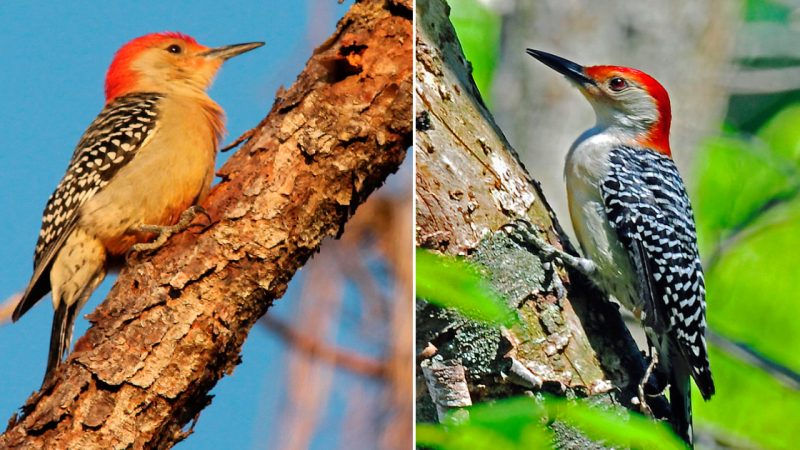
[1,0,411,448]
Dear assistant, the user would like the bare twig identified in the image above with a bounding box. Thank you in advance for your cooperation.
[219,127,257,153]
[263,315,385,378]
[0,293,21,325]
[707,329,800,391]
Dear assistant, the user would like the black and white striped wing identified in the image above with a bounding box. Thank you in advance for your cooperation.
[14,92,162,320]
[601,146,713,399]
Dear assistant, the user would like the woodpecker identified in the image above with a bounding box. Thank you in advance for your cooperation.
[13,32,263,385]
[524,49,714,444]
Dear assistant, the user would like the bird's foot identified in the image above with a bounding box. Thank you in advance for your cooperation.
[502,219,596,277]
[131,205,210,252]
[636,352,659,417]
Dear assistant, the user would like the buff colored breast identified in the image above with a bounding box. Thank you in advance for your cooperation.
[78,94,223,255]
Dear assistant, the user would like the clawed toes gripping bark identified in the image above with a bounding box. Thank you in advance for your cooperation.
[502,219,597,278]
[636,351,660,417]
[131,205,212,253]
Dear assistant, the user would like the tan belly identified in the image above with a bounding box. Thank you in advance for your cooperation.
[77,99,220,256]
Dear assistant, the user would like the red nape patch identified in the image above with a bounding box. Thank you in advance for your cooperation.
[585,65,672,157]
[104,32,206,102]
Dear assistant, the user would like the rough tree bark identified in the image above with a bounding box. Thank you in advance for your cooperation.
[415,0,669,444]
[1,0,411,448]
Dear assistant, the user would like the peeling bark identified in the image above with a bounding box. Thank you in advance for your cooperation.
[421,359,472,422]
[1,0,411,448]
[415,0,669,442]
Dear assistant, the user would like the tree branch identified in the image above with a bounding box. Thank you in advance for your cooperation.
[1,0,411,448]
[0,293,19,325]
[262,315,385,379]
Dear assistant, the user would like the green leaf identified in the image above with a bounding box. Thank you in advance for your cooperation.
[546,398,684,450]
[416,396,684,450]
[417,423,527,450]
[744,0,792,23]
[704,196,800,374]
[448,397,544,441]
[691,135,797,256]
[694,344,800,449]
[758,103,800,165]
[416,248,515,326]
[417,398,550,450]
[448,0,501,106]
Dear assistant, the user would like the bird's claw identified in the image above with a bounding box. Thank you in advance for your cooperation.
[502,218,596,278]
[637,352,659,417]
[130,205,210,253]
[501,219,553,257]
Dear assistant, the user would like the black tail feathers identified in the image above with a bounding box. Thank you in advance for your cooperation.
[43,301,78,386]
[669,364,693,447]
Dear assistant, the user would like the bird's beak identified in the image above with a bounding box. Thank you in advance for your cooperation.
[526,49,596,87]
[201,42,264,61]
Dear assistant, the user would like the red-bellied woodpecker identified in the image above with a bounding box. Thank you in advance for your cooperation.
[522,49,714,444]
[12,32,263,384]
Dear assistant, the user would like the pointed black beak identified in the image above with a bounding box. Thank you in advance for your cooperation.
[201,42,264,61]
[526,49,596,87]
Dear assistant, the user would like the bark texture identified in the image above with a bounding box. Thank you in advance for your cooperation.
[1,0,411,448]
[415,0,668,442]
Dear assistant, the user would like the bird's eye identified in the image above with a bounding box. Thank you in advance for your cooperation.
[166,44,182,54]
[609,77,628,91]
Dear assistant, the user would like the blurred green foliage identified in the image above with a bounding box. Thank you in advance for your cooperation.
[416,248,516,326]
[692,103,800,449]
[728,0,800,131]
[417,396,686,450]
[447,0,500,106]
[744,0,792,22]
[692,346,799,449]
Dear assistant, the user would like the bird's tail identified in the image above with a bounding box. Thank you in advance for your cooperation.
[43,301,79,386]
[669,358,694,447]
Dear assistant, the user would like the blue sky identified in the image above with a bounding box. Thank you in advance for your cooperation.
[0,1,358,448]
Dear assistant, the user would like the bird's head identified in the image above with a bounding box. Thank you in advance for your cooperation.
[527,49,671,156]
[105,32,263,103]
